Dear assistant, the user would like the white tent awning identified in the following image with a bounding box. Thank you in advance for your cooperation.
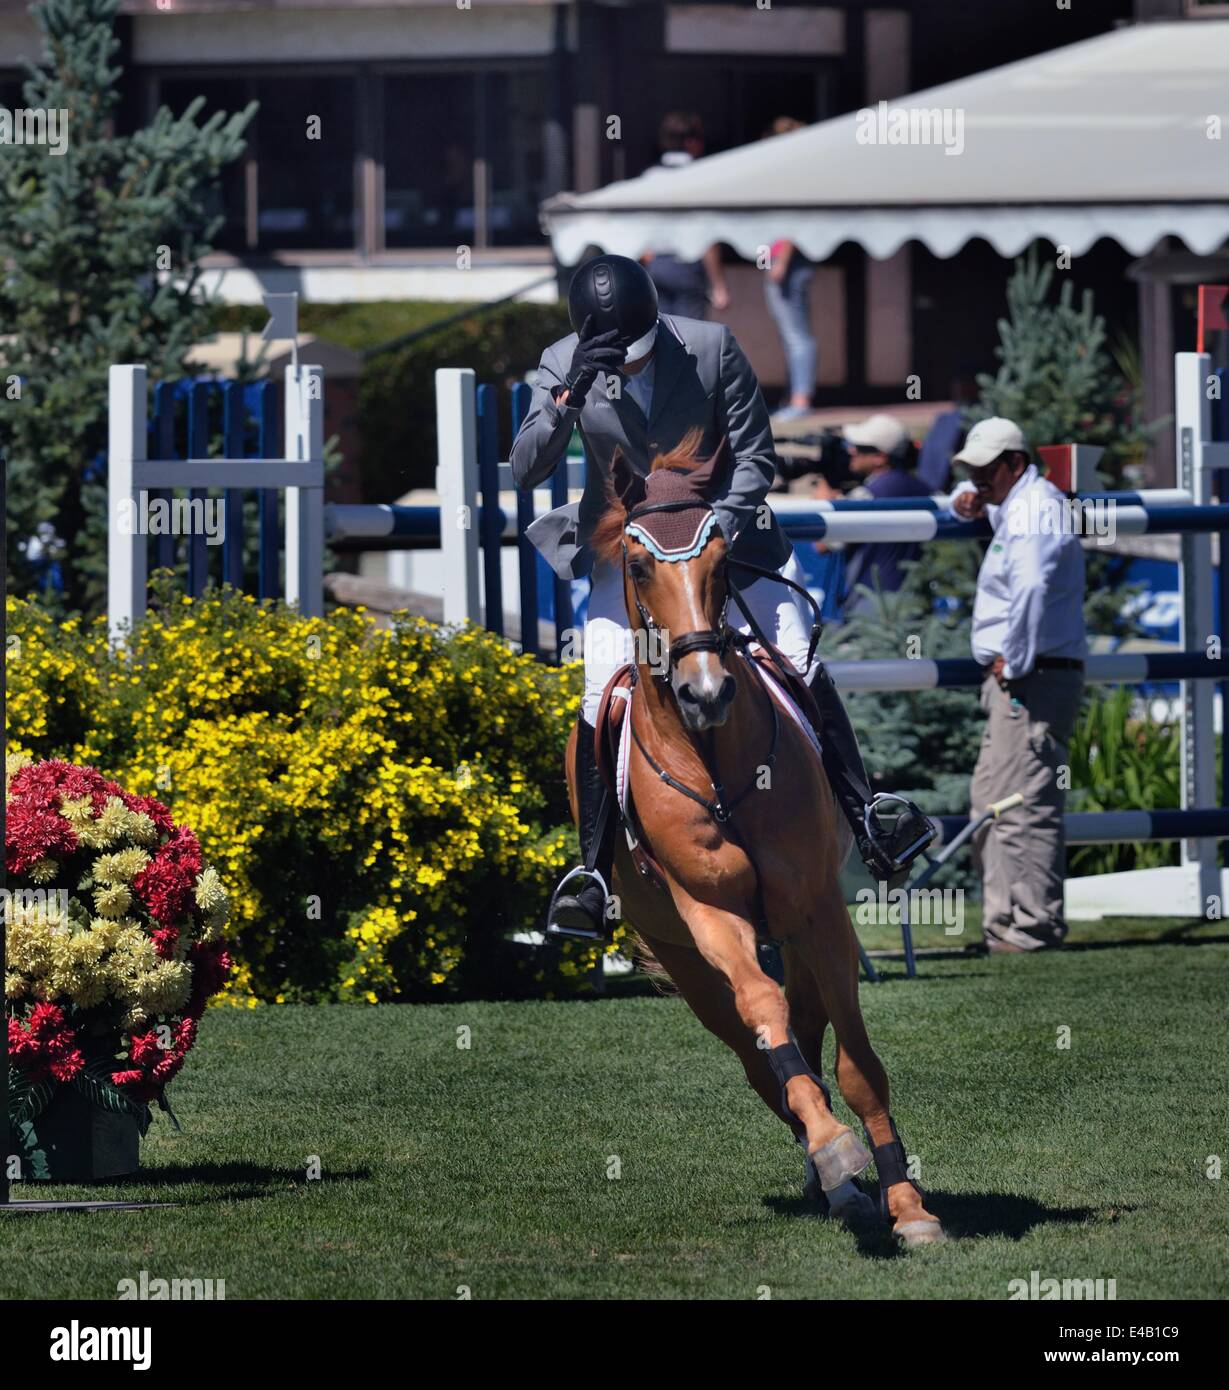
[543,21,1229,265]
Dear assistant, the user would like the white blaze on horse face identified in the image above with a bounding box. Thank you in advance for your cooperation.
[677,558,723,700]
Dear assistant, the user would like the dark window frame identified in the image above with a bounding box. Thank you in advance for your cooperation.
[144,58,552,257]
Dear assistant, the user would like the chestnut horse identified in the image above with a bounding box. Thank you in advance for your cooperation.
[564,435,946,1246]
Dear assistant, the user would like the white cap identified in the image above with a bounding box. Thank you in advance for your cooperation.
[843,413,909,455]
[953,416,1028,468]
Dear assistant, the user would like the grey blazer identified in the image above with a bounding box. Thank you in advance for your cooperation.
[510,315,792,583]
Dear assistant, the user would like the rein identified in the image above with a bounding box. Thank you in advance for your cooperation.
[626,660,779,824]
[619,497,820,825]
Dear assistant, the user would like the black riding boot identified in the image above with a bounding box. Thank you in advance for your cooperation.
[547,718,618,940]
[807,662,934,883]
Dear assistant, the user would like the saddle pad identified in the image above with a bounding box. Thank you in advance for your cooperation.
[751,649,823,764]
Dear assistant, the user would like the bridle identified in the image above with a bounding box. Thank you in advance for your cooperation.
[620,499,735,675]
[619,496,825,824]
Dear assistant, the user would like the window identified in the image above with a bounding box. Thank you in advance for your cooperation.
[159,77,250,252]
[383,66,548,249]
[253,76,356,251]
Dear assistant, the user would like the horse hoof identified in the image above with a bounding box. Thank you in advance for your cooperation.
[826,1179,877,1226]
[894,1218,947,1247]
[809,1130,872,1192]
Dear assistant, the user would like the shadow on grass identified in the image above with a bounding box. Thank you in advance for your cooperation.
[106,1161,372,1193]
[765,1188,1104,1259]
[865,925,1229,974]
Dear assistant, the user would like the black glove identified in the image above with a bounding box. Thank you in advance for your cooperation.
[561,315,626,409]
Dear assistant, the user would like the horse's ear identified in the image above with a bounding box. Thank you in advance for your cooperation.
[688,436,735,501]
[610,447,647,512]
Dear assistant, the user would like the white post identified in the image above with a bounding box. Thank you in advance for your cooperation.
[435,367,480,625]
[108,365,147,645]
[284,363,325,618]
[1174,351,1219,914]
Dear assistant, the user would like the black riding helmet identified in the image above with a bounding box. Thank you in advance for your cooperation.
[567,254,659,345]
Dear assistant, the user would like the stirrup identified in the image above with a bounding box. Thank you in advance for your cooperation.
[545,865,612,941]
[862,793,935,879]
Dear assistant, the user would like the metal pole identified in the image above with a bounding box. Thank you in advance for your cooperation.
[283,364,325,619]
[107,365,148,644]
[1174,352,1220,916]
[436,368,481,626]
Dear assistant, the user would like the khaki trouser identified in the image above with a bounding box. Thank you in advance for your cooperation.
[969,668,1083,948]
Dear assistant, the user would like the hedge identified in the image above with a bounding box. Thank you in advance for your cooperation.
[211,298,572,502]
[4,583,595,1004]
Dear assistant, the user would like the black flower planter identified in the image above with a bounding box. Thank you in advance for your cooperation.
[16,1083,145,1183]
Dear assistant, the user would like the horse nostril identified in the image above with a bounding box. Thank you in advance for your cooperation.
[717,676,735,707]
[677,682,697,706]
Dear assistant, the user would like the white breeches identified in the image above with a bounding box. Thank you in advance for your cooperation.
[581,551,815,725]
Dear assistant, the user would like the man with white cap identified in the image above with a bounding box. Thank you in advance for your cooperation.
[836,413,930,610]
[951,417,1086,952]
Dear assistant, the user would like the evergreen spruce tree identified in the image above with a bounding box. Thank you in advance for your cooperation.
[973,247,1148,483]
[0,0,253,611]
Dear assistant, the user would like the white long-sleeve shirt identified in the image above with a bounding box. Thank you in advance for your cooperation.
[952,465,1086,680]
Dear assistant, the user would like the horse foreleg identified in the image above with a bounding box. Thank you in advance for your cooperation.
[679,900,853,1164]
[637,932,789,1128]
[782,942,829,1079]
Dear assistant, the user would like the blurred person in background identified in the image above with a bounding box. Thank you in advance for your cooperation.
[763,117,818,423]
[813,413,930,614]
[640,112,730,319]
[917,367,980,493]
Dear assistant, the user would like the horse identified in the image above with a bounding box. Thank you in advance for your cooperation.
[563,433,946,1246]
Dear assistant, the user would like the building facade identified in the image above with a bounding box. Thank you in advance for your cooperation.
[6,0,1209,411]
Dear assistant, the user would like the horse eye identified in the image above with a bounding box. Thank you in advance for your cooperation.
[629,558,652,583]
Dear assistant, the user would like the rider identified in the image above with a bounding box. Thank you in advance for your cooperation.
[510,254,932,938]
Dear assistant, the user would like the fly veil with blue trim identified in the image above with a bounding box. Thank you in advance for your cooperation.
[612,438,824,677]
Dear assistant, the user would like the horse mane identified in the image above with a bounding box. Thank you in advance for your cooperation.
[589,428,706,565]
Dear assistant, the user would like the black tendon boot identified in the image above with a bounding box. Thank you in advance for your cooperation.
[865,1117,947,1245]
[767,1032,875,1223]
[547,719,618,940]
[806,662,934,883]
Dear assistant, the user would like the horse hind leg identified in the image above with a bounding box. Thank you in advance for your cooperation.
[783,945,876,1221]
[796,903,947,1246]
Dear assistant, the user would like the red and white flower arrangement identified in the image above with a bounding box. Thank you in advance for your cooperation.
[5,756,231,1127]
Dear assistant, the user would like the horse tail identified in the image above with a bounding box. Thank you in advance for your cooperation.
[631,931,678,995]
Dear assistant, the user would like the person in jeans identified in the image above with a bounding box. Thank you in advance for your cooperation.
[762,118,817,421]
[950,418,1087,953]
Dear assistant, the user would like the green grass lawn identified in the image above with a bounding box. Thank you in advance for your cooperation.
[5,917,1227,1300]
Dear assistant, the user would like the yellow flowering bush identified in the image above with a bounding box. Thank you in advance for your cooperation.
[6,583,590,1002]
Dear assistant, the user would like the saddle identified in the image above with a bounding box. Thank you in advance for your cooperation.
[592,642,826,895]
